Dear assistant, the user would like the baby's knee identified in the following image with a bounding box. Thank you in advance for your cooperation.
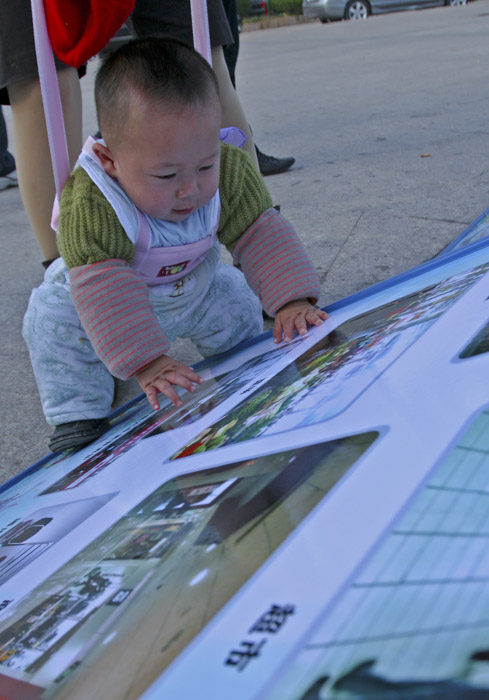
[194,291,263,357]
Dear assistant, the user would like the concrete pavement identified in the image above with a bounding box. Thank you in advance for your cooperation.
[1,0,488,477]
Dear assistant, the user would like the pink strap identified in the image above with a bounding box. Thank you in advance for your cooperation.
[190,0,212,66]
[131,211,152,273]
[31,0,70,199]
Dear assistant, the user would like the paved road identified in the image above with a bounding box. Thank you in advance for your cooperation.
[1,0,488,478]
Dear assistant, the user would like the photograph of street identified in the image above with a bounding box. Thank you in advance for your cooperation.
[172,262,489,459]
[0,493,118,587]
[0,432,377,699]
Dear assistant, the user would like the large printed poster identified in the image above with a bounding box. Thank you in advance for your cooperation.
[0,238,489,699]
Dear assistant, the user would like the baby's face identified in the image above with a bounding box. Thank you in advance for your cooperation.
[109,98,221,221]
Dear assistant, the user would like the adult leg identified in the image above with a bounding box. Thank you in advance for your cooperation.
[220,0,295,176]
[211,46,259,168]
[8,67,82,262]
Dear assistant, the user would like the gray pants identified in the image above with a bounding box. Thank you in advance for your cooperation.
[23,252,263,425]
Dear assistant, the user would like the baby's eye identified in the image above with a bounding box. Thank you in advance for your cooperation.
[199,164,214,172]
[155,173,176,180]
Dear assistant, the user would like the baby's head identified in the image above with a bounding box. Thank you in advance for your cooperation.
[93,38,222,222]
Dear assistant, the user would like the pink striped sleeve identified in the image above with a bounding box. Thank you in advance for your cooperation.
[70,260,170,380]
[233,208,321,316]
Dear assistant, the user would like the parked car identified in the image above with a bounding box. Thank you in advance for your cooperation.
[302,0,465,21]
[250,0,270,14]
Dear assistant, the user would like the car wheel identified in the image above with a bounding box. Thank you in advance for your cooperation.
[344,0,370,18]
[320,17,329,22]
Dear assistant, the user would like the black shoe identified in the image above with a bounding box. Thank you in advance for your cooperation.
[41,257,60,270]
[0,170,18,191]
[256,146,295,176]
[49,418,110,453]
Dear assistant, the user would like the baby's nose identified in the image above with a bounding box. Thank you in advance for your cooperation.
[176,179,198,199]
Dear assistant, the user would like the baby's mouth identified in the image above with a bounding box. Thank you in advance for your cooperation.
[173,206,194,216]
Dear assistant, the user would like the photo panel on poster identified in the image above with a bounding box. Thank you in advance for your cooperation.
[0,433,377,699]
[170,259,489,460]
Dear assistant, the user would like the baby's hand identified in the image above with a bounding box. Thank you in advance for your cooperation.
[273,299,328,343]
[135,354,204,410]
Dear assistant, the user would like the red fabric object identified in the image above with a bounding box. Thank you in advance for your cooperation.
[43,0,135,67]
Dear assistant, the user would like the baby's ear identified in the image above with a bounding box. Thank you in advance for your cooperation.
[92,142,118,178]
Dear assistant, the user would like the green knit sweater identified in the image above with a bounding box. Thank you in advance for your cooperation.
[58,142,273,269]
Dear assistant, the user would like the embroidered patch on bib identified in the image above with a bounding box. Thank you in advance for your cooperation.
[157,261,189,277]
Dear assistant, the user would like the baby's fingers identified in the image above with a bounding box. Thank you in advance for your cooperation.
[167,367,204,395]
[153,378,183,408]
[273,316,285,343]
[282,316,297,343]
[294,314,309,337]
[181,366,204,385]
[145,384,162,411]
[306,308,328,326]
[166,364,204,393]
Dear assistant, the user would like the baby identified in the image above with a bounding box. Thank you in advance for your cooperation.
[23,37,326,452]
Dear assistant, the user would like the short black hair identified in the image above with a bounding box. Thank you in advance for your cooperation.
[95,37,219,143]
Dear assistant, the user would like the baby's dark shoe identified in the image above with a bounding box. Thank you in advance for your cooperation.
[49,418,110,453]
